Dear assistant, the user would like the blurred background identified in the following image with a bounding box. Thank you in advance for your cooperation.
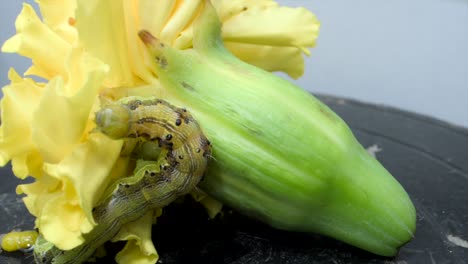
[1,0,467,128]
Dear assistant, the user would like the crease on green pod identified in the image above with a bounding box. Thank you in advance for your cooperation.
[139,1,416,257]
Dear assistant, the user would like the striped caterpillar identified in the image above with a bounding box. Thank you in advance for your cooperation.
[33,96,212,263]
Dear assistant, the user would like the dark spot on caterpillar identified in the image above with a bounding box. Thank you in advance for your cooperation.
[178,155,184,160]
[199,137,211,149]
[128,100,142,110]
[150,172,157,177]
[165,134,172,140]
[176,108,193,124]
[203,151,210,158]
[181,82,195,91]
[199,174,205,182]
[149,99,162,105]
[195,148,201,153]
[157,137,174,149]
[242,6,248,11]
[136,118,149,124]
[156,175,171,184]
[157,138,163,147]
[175,119,182,126]
[128,133,138,138]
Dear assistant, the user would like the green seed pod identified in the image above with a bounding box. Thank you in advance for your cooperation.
[139,2,416,257]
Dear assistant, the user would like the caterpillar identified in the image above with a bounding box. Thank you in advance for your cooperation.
[33,96,212,264]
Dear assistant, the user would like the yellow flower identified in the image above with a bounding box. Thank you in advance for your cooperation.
[0,0,319,263]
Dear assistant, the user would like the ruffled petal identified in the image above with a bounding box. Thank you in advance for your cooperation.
[113,211,159,264]
[225,41,306,79]
[0,69,43,178]
[37,0,78,44]
[10,150,43,180]
[16,174,60,217]
[25,179,93,250]
[220,4,319,77]
[31,48,108,163]
[1,4,71,80]
[18,134,123,250]
[43,133,123,226]
[222,5,319,49]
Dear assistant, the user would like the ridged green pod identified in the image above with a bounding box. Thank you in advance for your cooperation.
[139,2,416,257]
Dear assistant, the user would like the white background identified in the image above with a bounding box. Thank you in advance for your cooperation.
[1,0,467,128]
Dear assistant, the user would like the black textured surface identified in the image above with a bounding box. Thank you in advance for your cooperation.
[1,95,467,264]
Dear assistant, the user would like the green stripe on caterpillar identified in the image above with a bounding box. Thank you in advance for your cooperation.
[33,96,212,264]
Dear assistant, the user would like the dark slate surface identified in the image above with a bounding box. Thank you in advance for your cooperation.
[1,94,467,264]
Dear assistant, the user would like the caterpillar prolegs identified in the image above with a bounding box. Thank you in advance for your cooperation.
[33,96,212,264]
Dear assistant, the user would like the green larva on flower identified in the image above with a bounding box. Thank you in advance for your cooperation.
[33,97,211,263]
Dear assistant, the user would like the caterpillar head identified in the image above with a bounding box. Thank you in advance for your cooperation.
[95,104,130,139]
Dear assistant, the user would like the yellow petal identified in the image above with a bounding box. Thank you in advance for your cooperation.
[199,196,223,219]
[190,188,223,219]
[75,0,139,87]
[31,48,108,163]
[221,5,320,54]
[160,0,202,45]
[37,0,78,44]
[43,133,123,228]
[225,41,306,79]
[38,188,91,250]
[122,0,159,84]
[17,174,61,219]
[211,0,277,21]
[172,22,194,49]
[1,4,71,80]
[17,161,87,251]
[18,134,123,250]
[112,211,158,264]
[139,0,176,37]
[64,46,109,96]
[0,69,43,178]
[10,151,43,179]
